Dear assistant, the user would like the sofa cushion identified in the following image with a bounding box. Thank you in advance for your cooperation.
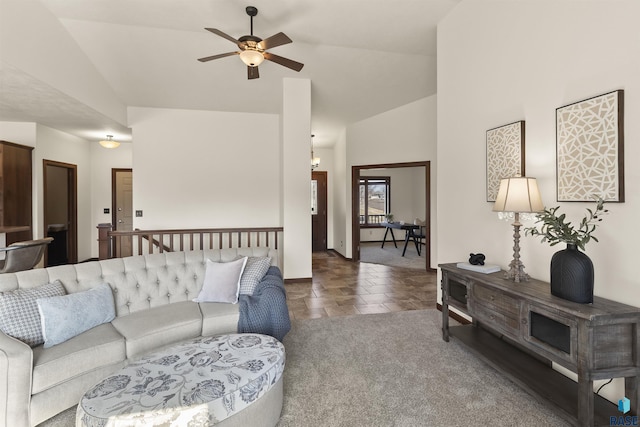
[239,257,272,295]
[111,301,203,359]
[0,280,66,347]
[193,257,247,304]
[32,322,125,394]
[198,302,240,337]
[37,283,116,348]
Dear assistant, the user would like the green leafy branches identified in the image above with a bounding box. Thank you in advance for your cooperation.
[524,198,608,251]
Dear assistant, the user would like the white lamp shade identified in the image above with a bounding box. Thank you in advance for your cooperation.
[493,177,544,213]
[239,49,265,67]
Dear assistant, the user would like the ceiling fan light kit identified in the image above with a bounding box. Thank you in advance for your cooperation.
[198,5,304,79]
[239,49,264,67]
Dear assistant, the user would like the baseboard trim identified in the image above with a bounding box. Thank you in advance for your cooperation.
[327,249,351,261]
[436,303,471,325]
[284,277,312,284]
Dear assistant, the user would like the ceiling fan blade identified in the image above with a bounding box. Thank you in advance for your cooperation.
[257,32,292,50]
[197,51,239,62]
[248,66,260,80]
[205,28,245,48]
[263,52,304,72]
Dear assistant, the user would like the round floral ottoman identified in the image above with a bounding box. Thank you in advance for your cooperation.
[76,334,285,427]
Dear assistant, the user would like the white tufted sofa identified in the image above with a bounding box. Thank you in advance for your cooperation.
[0,247,279,427]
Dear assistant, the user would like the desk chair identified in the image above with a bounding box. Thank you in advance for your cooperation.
[0,237,53,273]
[413,219,427,256]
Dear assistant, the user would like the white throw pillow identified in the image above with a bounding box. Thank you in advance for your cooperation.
[37,283,116,348]
[193,257,248,304]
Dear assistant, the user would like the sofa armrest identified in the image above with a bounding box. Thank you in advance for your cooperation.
[0,331,33,427]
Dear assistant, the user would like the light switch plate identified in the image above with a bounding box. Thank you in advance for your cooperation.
[104,208,110,214]
[135,210,143,217]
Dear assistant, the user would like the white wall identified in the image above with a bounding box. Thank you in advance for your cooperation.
[128,107,280,229]
[90,142,133,258]
[437,0,640,402]
[333,129,348,254]
[0,122,37,147]
[282,78,312,279]
[335,96,438,263]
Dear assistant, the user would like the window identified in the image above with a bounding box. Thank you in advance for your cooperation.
[359,177,390,226]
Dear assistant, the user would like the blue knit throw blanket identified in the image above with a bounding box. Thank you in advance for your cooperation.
[238,266,291,342]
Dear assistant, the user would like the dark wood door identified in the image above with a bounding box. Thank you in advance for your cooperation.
[43,160,77,265]
[112,169,133,257]
[312,171,327,252]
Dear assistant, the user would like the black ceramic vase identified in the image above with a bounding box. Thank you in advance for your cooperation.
[550,243,594,303]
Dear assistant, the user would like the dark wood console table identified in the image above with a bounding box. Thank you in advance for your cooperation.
[440,263,640,427]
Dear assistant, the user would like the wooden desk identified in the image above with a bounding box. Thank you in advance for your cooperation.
[440,263,640,426]
[380,222,420,256]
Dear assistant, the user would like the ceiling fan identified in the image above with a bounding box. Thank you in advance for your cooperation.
[198,6,304,80]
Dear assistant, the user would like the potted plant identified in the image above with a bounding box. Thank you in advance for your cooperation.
[385,213,394,223]
[524,198,607,303]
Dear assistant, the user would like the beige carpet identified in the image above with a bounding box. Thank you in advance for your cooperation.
[40,310,567,426]
[359,241,426,269]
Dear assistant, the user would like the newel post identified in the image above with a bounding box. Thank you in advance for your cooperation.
[97,223,113,260]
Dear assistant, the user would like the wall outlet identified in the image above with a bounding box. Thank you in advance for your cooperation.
[103,208,109,214]
[340,241,343,247]
[135,210,143,217]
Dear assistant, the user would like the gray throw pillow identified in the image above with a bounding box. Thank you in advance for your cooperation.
[0,280,66,347]
[193,257,248,304]
[37,283,116,348]
[239,256,272,295]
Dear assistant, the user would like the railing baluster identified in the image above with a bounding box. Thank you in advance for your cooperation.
[101,226,283,259]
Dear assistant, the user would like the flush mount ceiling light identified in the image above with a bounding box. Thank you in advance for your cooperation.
[99,135,120,149]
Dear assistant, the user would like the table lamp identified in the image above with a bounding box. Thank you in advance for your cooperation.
[492,176,544,282]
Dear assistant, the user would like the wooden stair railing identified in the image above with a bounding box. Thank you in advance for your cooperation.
[97,224,283,260]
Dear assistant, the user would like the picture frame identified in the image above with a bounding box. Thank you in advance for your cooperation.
[486,120,525,202]
[556,90,624,202]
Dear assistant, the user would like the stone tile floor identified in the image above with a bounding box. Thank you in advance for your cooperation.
[284,251,437,320]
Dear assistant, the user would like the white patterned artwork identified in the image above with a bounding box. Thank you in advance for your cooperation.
[556,90,624,202]
[486,121,525,202]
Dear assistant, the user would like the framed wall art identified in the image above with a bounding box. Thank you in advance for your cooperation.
[486,120,525,202]
[556,90,624,202]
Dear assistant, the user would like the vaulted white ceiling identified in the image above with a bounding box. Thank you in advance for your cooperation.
[0,0,460,146]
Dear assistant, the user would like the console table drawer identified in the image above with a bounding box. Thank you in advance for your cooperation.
[472,283,520,317]
[472,302,520,338]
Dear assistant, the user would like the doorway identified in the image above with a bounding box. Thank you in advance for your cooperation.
[43,160,77,266]
[312,171,328,252]
[112,169,133,257]
[351,161,432,270]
